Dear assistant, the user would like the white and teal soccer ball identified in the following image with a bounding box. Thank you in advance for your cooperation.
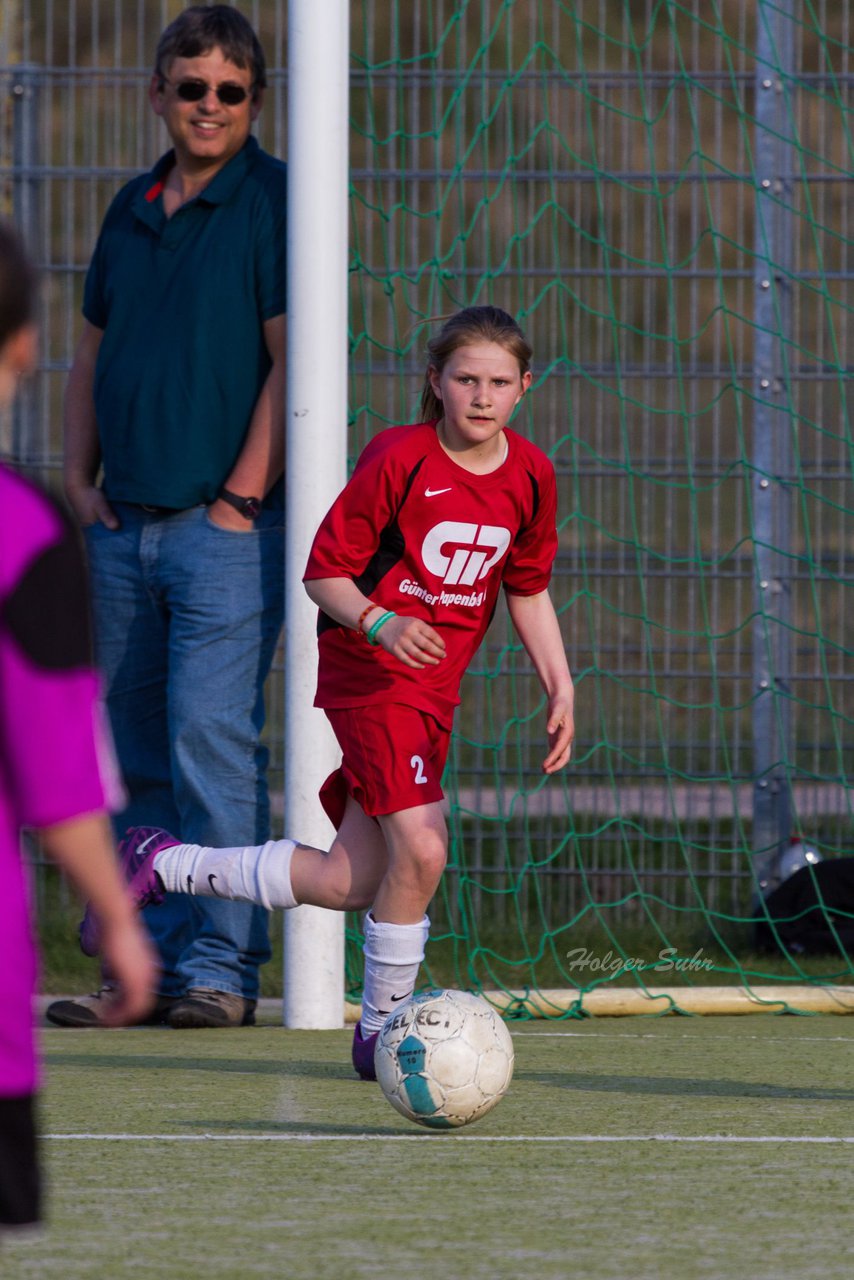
[374,989,514,1129]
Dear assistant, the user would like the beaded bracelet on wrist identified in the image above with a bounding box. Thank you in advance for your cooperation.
[356,602,379,634]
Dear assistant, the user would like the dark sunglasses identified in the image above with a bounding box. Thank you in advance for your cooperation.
[164,77,251,106]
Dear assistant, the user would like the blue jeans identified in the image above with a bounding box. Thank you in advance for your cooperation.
[85,503,284,1000]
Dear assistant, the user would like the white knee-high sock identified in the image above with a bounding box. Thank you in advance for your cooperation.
[152,839,298,911]
[360,912,430,1035]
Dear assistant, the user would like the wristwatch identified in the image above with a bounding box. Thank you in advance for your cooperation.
[218,488,262,520]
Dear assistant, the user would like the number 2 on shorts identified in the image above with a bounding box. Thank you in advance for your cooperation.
[410,754,428,785]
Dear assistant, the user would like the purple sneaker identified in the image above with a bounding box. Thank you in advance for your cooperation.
[79,826,178,957]
[351,1021,380,1081]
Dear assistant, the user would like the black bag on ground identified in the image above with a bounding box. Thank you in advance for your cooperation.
[753,857,854,956]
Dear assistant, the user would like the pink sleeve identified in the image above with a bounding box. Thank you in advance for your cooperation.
[0,625,124,830]
[0,468,124,828]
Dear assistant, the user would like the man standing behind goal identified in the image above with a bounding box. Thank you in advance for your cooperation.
[48,5,286,1030]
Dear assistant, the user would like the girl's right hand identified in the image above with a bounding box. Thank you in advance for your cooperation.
[377,614,446,669]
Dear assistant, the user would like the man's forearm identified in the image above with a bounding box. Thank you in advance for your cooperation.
[63,322,103,492]
[224,362,285,497]
[63,321,119,526]
[207,315,286,530]
[64,377,100,492]
[222,314,286,499]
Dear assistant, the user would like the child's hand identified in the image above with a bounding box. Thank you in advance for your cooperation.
[98,915,160,1027]
[542,689,574,773]
[378,614,446,669]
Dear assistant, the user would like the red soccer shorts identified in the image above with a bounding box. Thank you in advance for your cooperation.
[319,703,452,828]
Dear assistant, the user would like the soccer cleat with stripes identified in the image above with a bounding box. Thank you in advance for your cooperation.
[78,826,178,956]
[351,1021,380,1081]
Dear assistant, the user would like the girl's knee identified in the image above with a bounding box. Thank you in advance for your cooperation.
[401,833,448,891]
[346,886,377,911]
[423,836,448,878]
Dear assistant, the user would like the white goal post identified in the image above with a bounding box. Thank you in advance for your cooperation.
[283,0,349,1027]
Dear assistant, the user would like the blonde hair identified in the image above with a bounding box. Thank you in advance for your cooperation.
[419,306,532,422]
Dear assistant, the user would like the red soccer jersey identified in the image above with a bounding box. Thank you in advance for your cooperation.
[304,421,558,724]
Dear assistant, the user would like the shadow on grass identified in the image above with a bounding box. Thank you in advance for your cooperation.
[177,1117,416,1137]
[43,1051,351,1079]
[518,1069,854,1102]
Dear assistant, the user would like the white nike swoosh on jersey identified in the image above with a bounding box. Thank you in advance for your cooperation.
[425,487,452,497]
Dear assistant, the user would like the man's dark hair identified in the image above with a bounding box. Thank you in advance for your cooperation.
[0,220,35,349]
[154,4,267,92]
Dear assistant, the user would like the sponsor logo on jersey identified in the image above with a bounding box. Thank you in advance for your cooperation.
[399,578,485,607]
[421,521,511,586]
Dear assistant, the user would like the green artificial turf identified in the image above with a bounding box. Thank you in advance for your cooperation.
[4,1015,854,1279]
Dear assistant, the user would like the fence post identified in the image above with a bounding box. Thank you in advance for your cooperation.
[751,3,796,888]
[10,63,40,464]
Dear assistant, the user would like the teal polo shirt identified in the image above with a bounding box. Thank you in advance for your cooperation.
[83,136,287,509]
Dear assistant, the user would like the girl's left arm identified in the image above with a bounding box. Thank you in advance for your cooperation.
[506,589,575,774]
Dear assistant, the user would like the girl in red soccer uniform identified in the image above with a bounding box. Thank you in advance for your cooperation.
[89,306,575,1079]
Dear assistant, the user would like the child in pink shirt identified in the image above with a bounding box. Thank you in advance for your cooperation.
[0,221,155,1232]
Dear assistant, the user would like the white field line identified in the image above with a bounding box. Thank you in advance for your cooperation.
[42,1133,854,1144]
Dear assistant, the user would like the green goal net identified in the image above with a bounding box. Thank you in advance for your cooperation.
[345,1,854,1014]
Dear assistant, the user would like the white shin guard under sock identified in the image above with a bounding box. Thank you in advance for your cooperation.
[360,912,431,1035]
[152,838,298,911]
